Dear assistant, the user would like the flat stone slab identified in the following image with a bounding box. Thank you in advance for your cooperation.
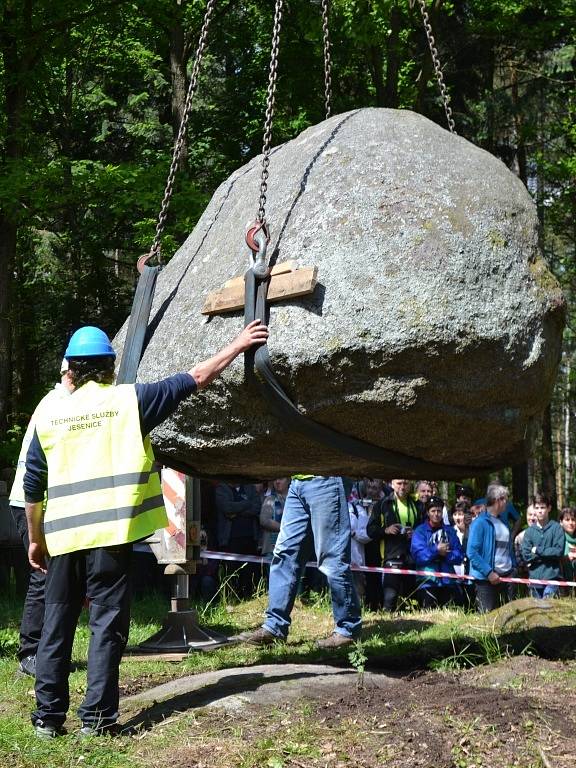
[122,663,383,714]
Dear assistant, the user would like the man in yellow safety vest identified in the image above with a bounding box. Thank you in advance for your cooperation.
[24,320,267,738]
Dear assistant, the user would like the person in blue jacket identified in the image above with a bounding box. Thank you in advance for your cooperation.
[410,496,464,608]
[467,483,515,613]
[473,493,522,540]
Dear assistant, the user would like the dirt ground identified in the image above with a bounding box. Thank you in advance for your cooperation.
[134,656,576,768]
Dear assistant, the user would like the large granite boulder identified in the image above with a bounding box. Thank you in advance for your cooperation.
[115,108,565,479]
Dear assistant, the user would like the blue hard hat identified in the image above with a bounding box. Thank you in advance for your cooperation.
[65,326,116,359]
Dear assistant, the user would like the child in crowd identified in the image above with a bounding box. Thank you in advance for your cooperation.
[521,493,565,599]
[469,499,485,520]
[452,501,470,575]
[514,504,538,574]
[559,507,576,594]
[452,500,474,607]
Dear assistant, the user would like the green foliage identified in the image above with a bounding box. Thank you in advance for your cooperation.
[0,0,574,471]
[0,628,19,658]
[0,424,23,466]
[431,628,535,671]
[348,637,368,690]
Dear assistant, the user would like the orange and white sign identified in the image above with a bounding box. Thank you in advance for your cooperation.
[159,467,187,560]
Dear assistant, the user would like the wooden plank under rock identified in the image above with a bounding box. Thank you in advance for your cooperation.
[224,260,296,289]
[123,652,189,662]
[202,266,318,315]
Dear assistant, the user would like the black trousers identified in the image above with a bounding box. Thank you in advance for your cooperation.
[474,576,514,613]
[416,584,462,609]
[10,505,46,660]
[32,544,132,728]
[381,567,416,612]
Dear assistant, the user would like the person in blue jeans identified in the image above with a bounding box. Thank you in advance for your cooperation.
[240,475,362,649]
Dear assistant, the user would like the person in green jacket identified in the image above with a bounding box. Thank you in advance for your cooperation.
[521,492,565,599]
[559,507,576,594]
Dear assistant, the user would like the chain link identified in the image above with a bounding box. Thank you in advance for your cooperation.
[257,0,284,225]
[413,0,456,134]
[147,0,217,265]
[321,0,333,119]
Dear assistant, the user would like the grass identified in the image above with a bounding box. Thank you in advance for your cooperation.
[0,589,573,767]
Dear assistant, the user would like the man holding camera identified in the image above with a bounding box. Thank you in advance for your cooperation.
[366,479,422,611]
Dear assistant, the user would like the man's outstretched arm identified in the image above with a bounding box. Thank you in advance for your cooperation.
[190,319,268,390]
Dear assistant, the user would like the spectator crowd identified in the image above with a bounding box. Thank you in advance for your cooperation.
[3,474,575,616]
[190,477,576,614]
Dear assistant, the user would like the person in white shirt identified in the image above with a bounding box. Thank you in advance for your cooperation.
[349,479,383,605]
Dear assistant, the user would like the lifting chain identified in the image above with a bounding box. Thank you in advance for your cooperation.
[139,0,217,272]
[412,0,456,134]
[321,0,333,120]
[256,0,284,227]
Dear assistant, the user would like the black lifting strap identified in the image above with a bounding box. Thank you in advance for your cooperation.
[116,265,161,385]
[243,268,488,480]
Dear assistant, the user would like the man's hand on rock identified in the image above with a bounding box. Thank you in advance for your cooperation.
[235,319,269,352]
[189,319,269,389]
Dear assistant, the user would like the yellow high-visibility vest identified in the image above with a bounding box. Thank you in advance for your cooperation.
[35,381,167,556]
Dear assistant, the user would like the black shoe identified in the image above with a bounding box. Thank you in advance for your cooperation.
[235,627,284,646]
[34,720,65,739]
[18,655,36,678]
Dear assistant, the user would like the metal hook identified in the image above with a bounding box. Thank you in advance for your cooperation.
[252,228,270,278]
[246,221,270,279]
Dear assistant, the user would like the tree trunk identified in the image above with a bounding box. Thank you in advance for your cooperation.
[511,463,528,510]
[473,473,490,499]
[414,0,446,119]
[0,217,15,434]
[564,360,571,505]
[510,65,527,183]
[169,8,189,156]
[368,45,385,107]
[415,43,433,116]
[526,414,542,499]
[384,3,402,108]
[541,403,556,508]
[483,47,496,154]
[0,1,32,434]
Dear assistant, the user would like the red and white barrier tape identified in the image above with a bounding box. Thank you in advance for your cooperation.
[200,549,576,589]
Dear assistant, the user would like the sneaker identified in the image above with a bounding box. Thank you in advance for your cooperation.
[79,723,137,738]
[315,632,355,650]
[18,655,36,678]
[235,627,283,646]
[34,721,65,739]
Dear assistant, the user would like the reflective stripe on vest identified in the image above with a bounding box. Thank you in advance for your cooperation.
[35,381,168,555]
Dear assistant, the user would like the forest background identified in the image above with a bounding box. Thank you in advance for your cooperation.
[0,0,574,506]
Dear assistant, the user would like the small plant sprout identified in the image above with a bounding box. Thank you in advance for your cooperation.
[348,638,368,690]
